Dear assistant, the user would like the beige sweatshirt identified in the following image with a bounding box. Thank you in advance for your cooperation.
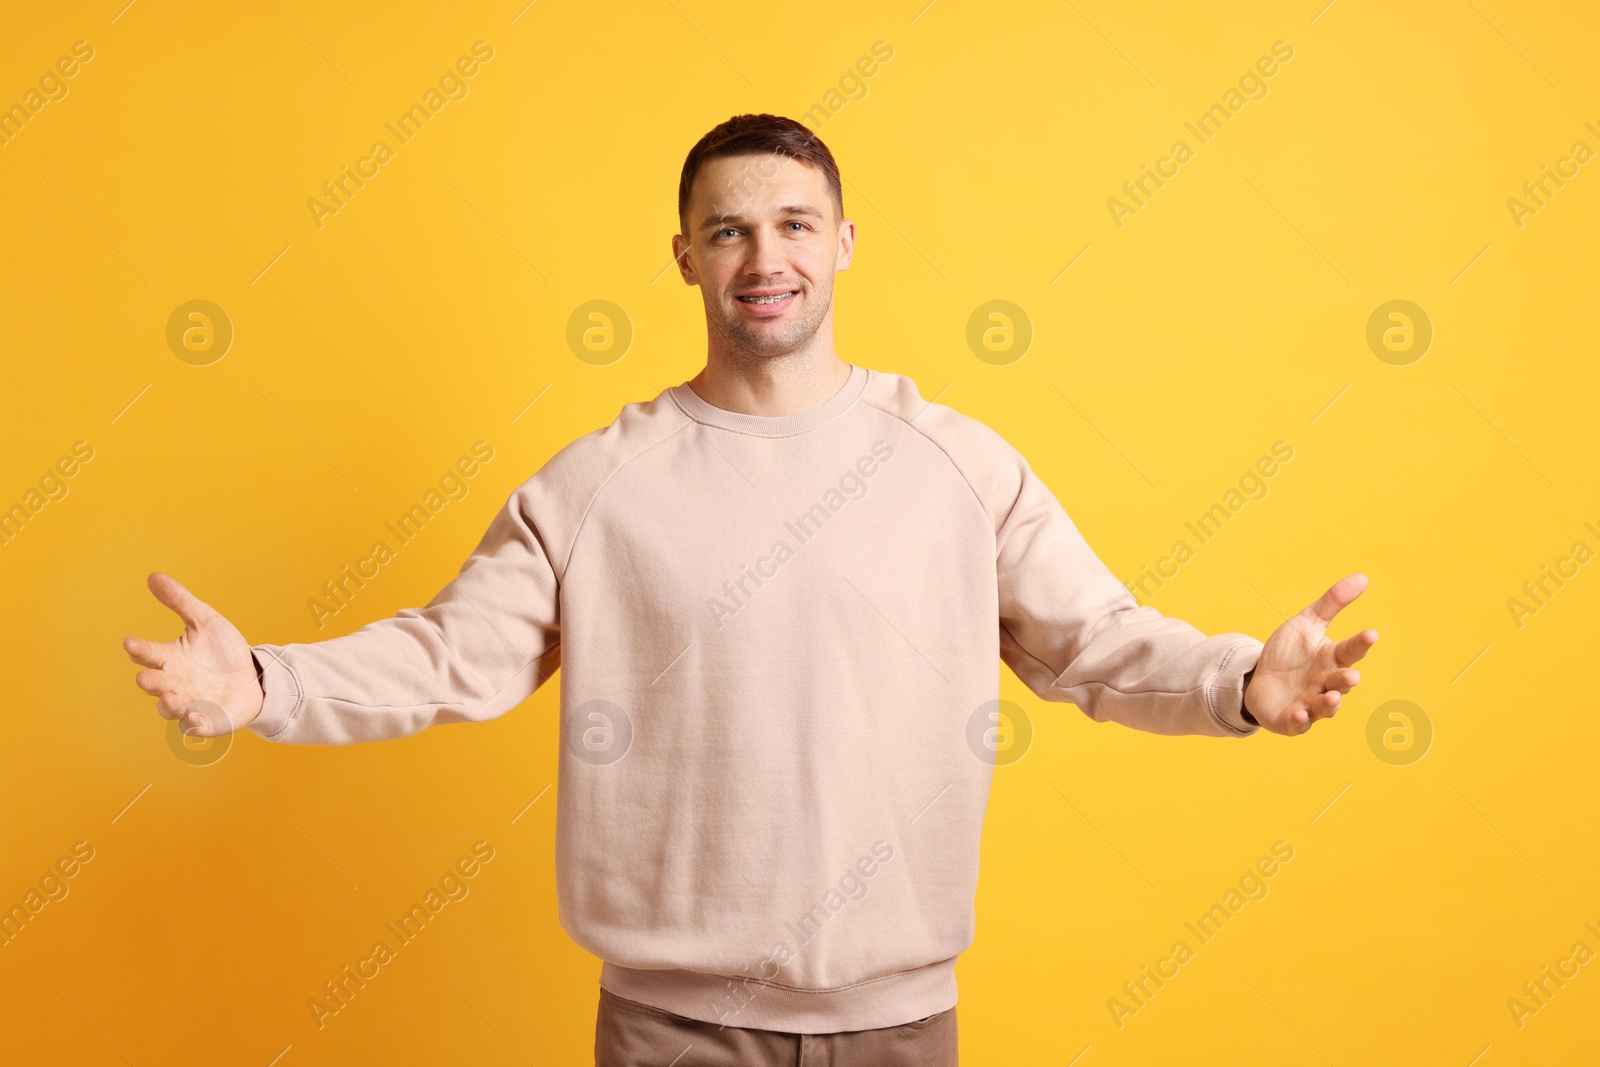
[247,363,1263,1033]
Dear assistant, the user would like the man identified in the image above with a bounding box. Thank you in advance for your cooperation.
[125,114,1377,1066]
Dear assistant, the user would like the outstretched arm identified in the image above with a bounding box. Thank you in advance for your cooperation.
[996,453,1376,738]
[124,488,563,745]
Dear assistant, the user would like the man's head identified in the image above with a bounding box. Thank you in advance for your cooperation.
[673,114,855,362]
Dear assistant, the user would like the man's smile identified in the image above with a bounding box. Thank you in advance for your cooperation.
[735,287,801,315]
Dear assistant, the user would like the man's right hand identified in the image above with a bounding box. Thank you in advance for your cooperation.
[124,572,265,737]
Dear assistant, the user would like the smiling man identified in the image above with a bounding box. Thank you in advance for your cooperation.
[125,114,1378,1067]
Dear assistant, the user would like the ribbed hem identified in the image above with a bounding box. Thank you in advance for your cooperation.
[598,955,958,1034]
[247,645,301,741]
[667,363,869,438]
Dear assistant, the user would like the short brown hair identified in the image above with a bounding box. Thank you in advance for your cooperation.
[677,113,843,234]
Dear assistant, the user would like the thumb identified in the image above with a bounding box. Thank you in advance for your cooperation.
[148,572,217,631]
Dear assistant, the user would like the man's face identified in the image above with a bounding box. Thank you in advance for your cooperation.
[673,152,854,360]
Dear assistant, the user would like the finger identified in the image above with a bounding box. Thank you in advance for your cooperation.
[1321,668,1360,694]
[123,635,168,669]
[1303,573,1369,625]
[133,669,175,695]
[179,701,233,737]
[156,691,188,719]
[147,572,217,631]
[1286,694,1337,735]
[1333,629,1379,668]
[1285,692,1341,733]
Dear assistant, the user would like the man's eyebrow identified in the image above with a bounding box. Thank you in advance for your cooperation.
[698,204,826,231]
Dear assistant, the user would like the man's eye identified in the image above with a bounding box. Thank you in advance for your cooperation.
[718,227,739,238]
[787,221,807,231]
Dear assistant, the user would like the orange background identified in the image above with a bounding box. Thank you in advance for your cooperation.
[2,1,1597,1063]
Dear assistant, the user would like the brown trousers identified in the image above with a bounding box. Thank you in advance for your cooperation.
[594,986,959,1066]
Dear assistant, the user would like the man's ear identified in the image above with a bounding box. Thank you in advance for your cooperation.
[671,233,699,285]
[834,218,856,272]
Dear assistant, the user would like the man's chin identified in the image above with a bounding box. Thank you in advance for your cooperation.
[719,321,813,358]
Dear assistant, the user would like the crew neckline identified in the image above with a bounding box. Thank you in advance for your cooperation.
[668,363,869,437]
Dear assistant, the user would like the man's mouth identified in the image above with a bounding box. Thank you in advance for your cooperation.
[736,289,799,305]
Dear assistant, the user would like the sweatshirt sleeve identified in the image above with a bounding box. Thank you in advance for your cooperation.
[244,485,562,745]
[995,452,1262,738]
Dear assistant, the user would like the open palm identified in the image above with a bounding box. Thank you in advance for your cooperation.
[1244,573,1379,736]
[124,572,263,737]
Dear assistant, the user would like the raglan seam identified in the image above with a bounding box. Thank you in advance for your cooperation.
[859,396,999,537]
[558,412,699,580]
[263,400,688,731]
[858,388,1038,547]
[881,377,1242,715]
[874,388,1115,694]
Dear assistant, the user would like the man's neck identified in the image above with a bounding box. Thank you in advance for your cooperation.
[686,350,852,417]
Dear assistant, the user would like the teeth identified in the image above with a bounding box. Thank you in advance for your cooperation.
[740,292,794,304]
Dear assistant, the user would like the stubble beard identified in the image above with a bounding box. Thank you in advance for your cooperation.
[708,278,833,362]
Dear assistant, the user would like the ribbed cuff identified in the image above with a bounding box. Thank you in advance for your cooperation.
[1208,638,1264,736]
[247,645,301,741]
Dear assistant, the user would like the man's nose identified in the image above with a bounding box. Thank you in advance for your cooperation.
[743,228,789,278]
